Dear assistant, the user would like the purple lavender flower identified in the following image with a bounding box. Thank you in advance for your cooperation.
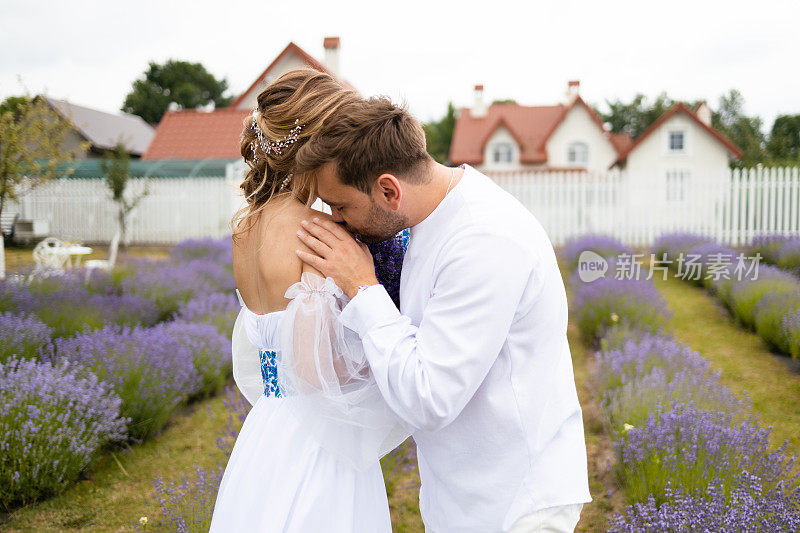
[754,291,800,354]
[561,234,633,270]
[750,233,794,265]
[0,312,53,362]
[50,323,201,441]
[727,265,800,329]
[573,275,672,345]
[615,401,796,505]
[777,238,800,276]
[782,311,800,360]
[176,292,239,336]
[151,463,224,533]
[651,232,714,263]
[154,320,232,399]
[121,258,213,320]
[0,356,127,507]
[170,237,233,266]
[609,473,800,532]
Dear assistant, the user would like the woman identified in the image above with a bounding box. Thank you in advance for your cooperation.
[209,69,409,532]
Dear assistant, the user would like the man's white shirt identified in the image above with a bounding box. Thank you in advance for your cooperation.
[339,164,591,532]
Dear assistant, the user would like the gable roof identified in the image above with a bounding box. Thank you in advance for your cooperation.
[231,41,354,108]
[614,102,742,163]
[141,107,250,160]
[44,97,155,156]
[449,95,632,165]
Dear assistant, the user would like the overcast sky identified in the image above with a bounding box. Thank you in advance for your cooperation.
[2,0,797,131]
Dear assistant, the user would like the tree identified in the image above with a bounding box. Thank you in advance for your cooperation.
[597,92,675,139]
[766,114,800,164]
[0,95,88,278]
[101,143,150,249]
[122,60,234,125]
[423,102,456,164]
[711,89,766,167]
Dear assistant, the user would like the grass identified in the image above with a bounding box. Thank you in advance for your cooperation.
[3,243,170,272]
[1,380,234,532]
[653,273,800,452]
[561,262,625,531]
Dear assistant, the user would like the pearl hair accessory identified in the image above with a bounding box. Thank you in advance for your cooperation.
[249,109,305,162]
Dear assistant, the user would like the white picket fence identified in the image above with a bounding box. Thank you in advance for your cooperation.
[486,166,800,247]
[5,163,800,247]
[10,173,242,245]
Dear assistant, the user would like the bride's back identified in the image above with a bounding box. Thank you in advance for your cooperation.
[232,195,329,314]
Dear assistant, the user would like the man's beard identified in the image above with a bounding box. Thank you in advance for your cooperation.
[349,201,409,244]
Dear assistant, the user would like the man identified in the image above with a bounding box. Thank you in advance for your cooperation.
[294,96,591,532]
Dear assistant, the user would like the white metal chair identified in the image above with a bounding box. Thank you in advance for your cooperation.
[29,237,69,280]
[84,231,120,282]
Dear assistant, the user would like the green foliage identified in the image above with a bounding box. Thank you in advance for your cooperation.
[766,114,800,164]
[597,92,675,138]
[0,95,88,218]
[122,60,234,125]
[423,102,456,164]
[101,143,150,246]
[711,89,766,167]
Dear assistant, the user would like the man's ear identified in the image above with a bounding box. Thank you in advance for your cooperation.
[375,173,402,210]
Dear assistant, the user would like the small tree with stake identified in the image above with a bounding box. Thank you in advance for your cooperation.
[0,95,88,279]
[101,143,150,250]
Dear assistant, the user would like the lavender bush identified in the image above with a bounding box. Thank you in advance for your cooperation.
[121,258,212,321]
[146,386,249,532]
[753,291,800,354]
[0,312,53,362]
[51,324,202,441]
[727,265,800,329]
[783,311,800,360]
[777,238,800,276]
[615,401,795,505]
[169,237,233,266]
[176,292,239,337]
[609,473,800,532]
[561,234,633,270]
[573,276,672,345]
[651,232,713,263]
[0,357,127,507]
[154,321,232,399]
[750,234,794,265]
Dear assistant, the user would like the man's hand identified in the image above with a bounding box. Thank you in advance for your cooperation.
[295,217,379,299]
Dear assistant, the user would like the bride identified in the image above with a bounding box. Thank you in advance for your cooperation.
[209,69,409,532]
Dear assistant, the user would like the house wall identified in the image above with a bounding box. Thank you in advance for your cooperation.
[480,126,521,171]
[624,113,731,180]
[235,54,310,109]
[545,105,618,172]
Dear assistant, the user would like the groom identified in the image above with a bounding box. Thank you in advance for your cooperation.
[294,96,591,532]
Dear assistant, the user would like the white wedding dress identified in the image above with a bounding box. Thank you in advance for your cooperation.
[209,272,409,532]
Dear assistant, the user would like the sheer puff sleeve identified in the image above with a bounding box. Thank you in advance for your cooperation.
[278,272,410,471]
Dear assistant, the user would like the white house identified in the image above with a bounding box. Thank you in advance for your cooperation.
[449,82,741,182]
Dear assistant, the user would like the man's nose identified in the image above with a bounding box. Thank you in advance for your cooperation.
[330,209,343,223]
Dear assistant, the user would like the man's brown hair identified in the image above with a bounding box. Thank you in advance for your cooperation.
[295,96,431,194]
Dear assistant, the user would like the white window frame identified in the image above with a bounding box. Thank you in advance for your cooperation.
[668,130,686,153]
[492,142,514,164]
[567,141,589,166]
[665,169,691,201]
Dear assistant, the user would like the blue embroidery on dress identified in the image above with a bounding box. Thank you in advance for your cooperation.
[259,349,282,398]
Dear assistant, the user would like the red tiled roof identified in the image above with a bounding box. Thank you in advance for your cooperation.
[323,37,340,48]
[614,102,742,163]
[449,95,629,165]
[141,107,249,160]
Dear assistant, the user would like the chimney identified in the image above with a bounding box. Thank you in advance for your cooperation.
[566,80,580,102]
[472,84,487,118]
[323,36,340,77]
[695,101,711,126]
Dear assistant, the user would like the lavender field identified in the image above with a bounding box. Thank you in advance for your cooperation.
[566,233,800,531]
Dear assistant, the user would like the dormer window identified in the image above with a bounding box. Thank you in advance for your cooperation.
[567,142,588,165]
[669,131,685,152]
[492,142,513,164]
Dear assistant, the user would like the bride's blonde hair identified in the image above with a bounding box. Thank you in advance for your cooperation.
[231,68,359,242]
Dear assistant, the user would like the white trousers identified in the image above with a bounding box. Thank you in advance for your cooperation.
[508,503,584,532]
